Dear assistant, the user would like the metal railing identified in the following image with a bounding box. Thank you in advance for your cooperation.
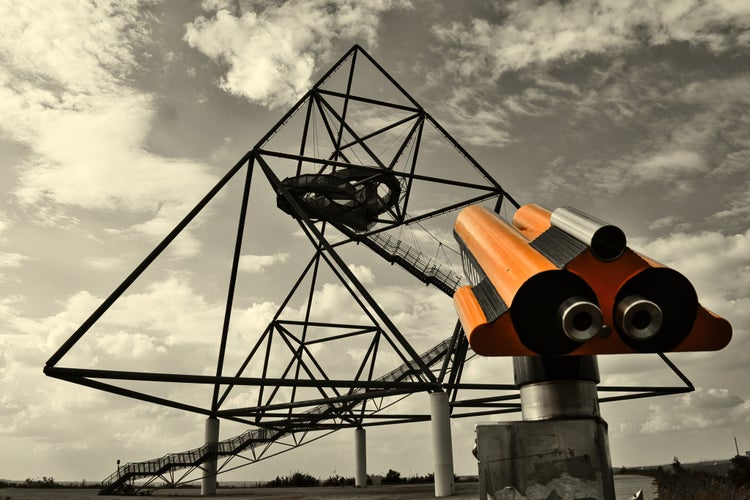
[364,232,466,295]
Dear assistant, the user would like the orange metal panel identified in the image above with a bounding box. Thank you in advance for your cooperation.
[453,286,534,356]
[454,205,556,305]
[511,203,552,240]
[453,285,488,336]
[674,306,732,352]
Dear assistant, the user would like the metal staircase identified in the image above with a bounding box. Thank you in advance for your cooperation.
[99,337,455,494]
[363,232,466,296]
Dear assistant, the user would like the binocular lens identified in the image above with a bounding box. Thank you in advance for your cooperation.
[616,295,663,340]
[559,298,604,342]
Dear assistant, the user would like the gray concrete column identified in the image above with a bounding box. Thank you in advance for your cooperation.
[354,427,367,487]
[201,416,220,496]
[430,391,454,497]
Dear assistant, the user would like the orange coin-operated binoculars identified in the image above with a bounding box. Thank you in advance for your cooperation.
[453,204,732,356]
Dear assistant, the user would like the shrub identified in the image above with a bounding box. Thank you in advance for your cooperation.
[22,477,57,488]
[322,474,355,486]
[382,469,403,484]
[656,461,750,499]
[265,471,320,487]
[728,455,750,486]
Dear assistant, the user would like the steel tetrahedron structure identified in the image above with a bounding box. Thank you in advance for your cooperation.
[44,45,696,494]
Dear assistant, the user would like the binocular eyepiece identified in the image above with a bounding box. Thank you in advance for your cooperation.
[615,295,663,341]
[510,270,605,355]
[559,298,605,342]
[611,267,698,352]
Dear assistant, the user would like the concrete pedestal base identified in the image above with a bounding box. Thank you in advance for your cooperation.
[476,419,615,500]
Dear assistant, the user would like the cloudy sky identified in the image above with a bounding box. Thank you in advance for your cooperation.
[2,0,750,484]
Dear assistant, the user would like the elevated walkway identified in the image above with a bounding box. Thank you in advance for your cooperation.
[363,232,465,296]
[99,337,455,494]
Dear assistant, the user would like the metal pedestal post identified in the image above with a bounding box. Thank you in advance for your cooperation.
[515,355,601,420]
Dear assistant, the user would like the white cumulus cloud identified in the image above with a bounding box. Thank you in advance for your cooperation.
[640,387,747,434]
[432,0,750,81]
[347,263,375,284]
[632,228,750,313]
[238,252,290,273]
[184,0,411,108]
[0,252,29,268]
[0,0,217,257]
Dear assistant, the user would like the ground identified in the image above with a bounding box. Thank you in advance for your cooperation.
[0,475,656,499]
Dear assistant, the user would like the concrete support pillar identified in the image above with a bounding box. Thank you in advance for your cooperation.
[201,417,220,496]
[430,391,455,497]
[354,427,367,488]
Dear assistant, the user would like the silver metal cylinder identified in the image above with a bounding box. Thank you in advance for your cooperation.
[615,295,663,340]
[550,206,626,261]
[558,297,604,342]
[520,380,600,421]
